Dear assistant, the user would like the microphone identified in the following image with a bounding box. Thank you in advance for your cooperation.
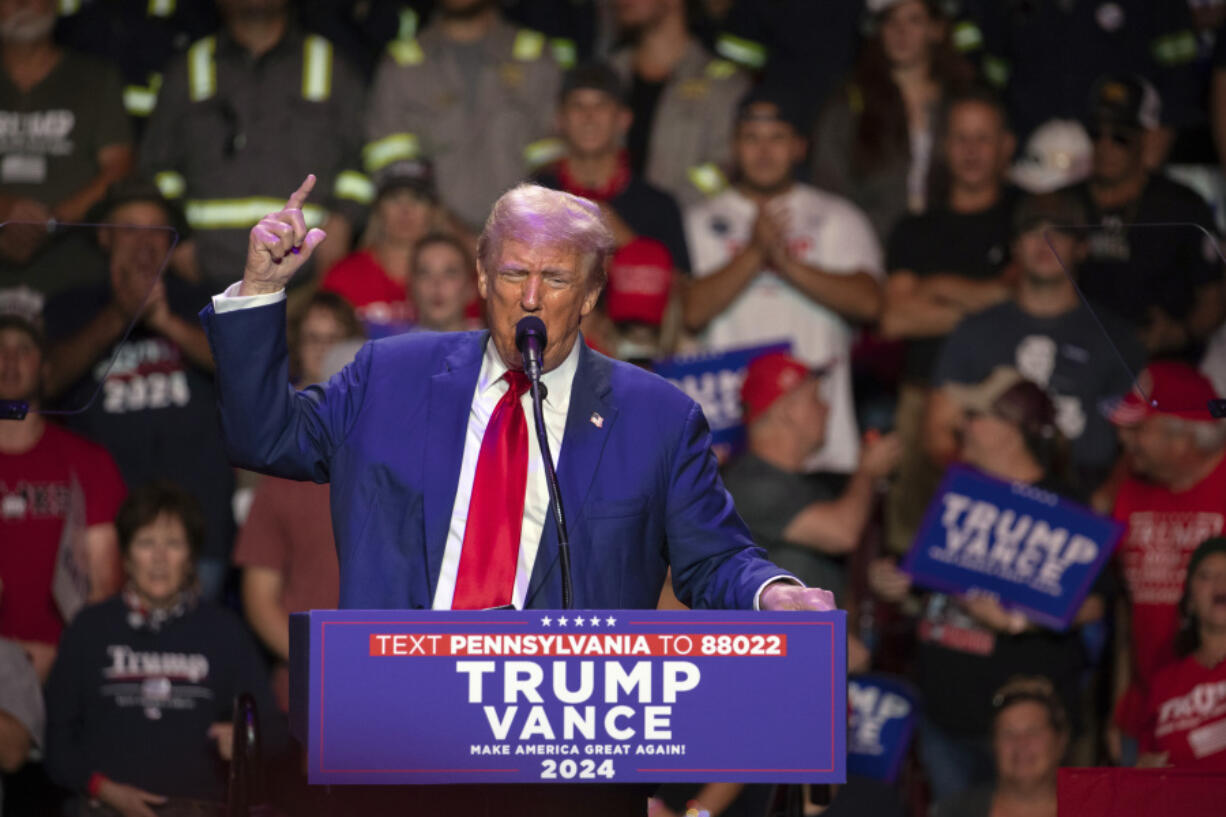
[512,316,574,611]
[515,316,547,382]
[0,401,29,420]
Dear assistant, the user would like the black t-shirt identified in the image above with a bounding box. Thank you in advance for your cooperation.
[932,299,1144,489]
[913,474,1092,738]
[626,75,666,177]
[44,596,283,798]
[1066,175,1222,331]
[886,194,1014,384]
[0,50,130,297]
[44,276,236,561]
[533,166,692,273]
[722,451,846,602]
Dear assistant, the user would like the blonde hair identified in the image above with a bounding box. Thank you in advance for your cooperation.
[991,675,1069,735]
[476,184,615,290]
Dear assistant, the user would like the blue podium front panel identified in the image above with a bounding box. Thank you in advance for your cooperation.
[290,609,846,785]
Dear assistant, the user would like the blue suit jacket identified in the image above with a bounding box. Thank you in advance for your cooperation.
[201,301,789,610]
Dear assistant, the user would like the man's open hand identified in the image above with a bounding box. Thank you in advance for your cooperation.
[241,174,327,295]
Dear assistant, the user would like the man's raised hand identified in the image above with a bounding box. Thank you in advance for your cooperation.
[241,174,328,296]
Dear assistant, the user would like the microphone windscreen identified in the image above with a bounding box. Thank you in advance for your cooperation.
[515,316,548,351]
[512,314,546,345]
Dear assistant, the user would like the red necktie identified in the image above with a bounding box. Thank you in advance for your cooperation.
[452,370,532,609]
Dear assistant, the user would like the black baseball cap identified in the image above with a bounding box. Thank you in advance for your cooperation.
[1011,191,1088,238]
[374,159,438,203]
[1087,73,1161,130]
[559,61,625,104]
[735,85,807,135]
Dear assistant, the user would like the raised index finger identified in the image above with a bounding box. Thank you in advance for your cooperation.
[285,174,317,211]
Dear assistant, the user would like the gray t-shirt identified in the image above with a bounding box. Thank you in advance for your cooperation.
[0,638,46,809]
[0,49,131,296]
[722,452,847,602]
[932,300,1145,488]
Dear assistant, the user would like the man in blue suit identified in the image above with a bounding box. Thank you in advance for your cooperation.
[201,175,835,614]
[202,176,834,814]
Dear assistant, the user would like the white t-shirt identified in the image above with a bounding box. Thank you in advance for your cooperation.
[685,184,884,472]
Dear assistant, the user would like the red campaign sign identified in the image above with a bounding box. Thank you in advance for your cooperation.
[369,632,788,657]
[1058,768,1226,817]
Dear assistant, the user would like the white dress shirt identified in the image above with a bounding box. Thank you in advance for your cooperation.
[212,283,794,610]
[432,336,578,610]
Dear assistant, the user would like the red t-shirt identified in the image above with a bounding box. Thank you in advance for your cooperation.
[232,477,338,710]
[1141,654,1226,770]
[1112,453,1226,733]
[0,423,126,643]
[320,249,416,333]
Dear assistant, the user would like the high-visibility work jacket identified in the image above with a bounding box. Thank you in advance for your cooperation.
[139,26,368,285]
[608,39,748,208]
[364,16,563,230]
[55,0,218,132]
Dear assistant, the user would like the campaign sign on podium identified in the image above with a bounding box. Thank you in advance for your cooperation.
[290,609,846,785]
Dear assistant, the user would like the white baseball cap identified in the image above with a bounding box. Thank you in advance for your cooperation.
[1010,119,1093,194]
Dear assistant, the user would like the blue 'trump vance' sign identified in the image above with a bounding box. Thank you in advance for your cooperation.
[847,674,917,783]
[903,465,1123,630]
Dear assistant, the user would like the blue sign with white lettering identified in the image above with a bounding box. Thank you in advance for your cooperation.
[290,609,846,785]
[653,342,791,454]
[903,466,1123,630]
[847,674,918,783]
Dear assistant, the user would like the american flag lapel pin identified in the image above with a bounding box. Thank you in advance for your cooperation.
[590,412,604,428]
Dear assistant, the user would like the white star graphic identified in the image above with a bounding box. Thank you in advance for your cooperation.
[558,616,569,626]
[540,616,552,627]
[605,616,617,626]
[589,616,601,626]
[572,616,585,627]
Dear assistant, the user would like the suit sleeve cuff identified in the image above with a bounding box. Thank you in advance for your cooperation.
[211,281,287,313]
[753,576,804,610]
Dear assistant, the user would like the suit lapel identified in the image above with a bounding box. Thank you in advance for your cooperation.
[423,332,486,595]
[526,343,619,607]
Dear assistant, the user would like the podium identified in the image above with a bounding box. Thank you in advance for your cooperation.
[290,609,847,786]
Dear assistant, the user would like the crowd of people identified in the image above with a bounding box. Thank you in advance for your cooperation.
[4,0,1226,814]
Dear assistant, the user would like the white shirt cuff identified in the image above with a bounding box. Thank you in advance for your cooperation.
[211,281,287,314]
[753,576,804,610]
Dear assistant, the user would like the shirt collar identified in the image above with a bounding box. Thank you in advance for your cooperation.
[478,331,582,407]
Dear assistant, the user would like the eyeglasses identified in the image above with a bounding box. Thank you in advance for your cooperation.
[1087,123,1140,147]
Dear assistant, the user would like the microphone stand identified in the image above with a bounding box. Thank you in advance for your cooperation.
[526,378,574,610]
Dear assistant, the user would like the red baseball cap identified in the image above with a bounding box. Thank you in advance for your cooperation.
[605,238,673,326]
[741,352,823,425]
[1106,361,1220,425]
